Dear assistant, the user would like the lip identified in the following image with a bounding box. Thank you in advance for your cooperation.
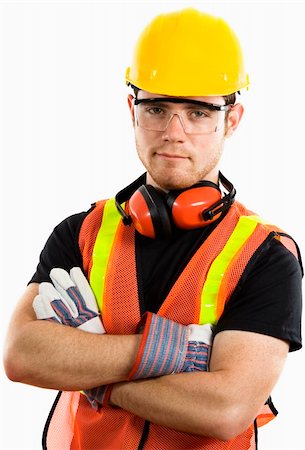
[156,152,189,160]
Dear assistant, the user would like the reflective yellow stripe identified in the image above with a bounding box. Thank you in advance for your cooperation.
[199,215,262,325]
[90,198,123,313]
[246,215,271,225]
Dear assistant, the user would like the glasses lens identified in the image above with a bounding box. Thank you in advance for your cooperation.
[136,101,224,134]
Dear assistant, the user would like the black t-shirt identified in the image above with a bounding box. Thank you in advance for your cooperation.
[29,206,303,352]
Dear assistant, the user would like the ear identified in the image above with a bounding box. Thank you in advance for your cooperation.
[128,94,135,126]
[225,103,244,138]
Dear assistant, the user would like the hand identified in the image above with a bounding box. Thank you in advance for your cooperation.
[128,313,213,380]
[83,385,113,410]
[33,267,105,333]
[32,267,111,409]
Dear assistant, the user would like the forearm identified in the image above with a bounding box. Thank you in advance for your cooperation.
[5,318,141,391]
[111,331,288,440]
[110,372,244,440]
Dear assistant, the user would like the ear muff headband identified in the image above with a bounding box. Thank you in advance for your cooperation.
[203,172,236,220]
[115,173,146,226]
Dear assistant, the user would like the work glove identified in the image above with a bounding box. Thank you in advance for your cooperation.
[32,267,112,410]
[33,267,104,333]
[128,312,213,380]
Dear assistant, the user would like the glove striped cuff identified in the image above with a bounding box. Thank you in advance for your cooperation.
[183,341,210,372]
[83,384,113,410]
[128,312,188,380]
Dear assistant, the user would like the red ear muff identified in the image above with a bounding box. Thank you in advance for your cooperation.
[128,185,172,239]
[167,183,222,229]
[115,172,236,239]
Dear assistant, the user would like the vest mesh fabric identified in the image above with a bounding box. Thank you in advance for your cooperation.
[46,392,258,450]
[147,423,256,449]
[278,235,299,260]
[44,200,286,449]
[158,204,246,324]
[79,201,106,278]
[102,223,141,335]
[217,221,272,317]
[45,391,79,449]
[70,395,144,450]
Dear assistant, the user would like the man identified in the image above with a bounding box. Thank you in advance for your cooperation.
[3,7,302,450]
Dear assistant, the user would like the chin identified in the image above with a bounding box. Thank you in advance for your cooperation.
[154,175,197,191]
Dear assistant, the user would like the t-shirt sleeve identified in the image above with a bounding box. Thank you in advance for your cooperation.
[214,238,303,352]
[29,211,90,284]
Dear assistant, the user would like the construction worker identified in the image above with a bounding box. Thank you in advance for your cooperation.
[3,8,302,450]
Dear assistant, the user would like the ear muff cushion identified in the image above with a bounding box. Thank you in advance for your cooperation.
[128,185,172,239]
[168,184,222,229]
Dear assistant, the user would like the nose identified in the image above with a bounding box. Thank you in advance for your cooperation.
[162,114,186,142]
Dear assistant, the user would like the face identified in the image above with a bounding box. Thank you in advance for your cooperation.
[128,90,243,191]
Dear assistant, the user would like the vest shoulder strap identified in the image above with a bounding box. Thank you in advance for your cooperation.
[79,200,107,276]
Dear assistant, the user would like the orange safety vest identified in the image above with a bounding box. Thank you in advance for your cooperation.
[43,199,299,450]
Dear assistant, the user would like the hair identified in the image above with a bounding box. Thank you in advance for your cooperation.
[129,84,237,106]
[224,93,236,105]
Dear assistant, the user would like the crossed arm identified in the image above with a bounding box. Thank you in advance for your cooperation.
[4,283,289,440]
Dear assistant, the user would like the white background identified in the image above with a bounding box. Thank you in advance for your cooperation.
[0,1,304,449]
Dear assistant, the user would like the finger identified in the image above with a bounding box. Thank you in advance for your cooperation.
[70,267,100,314]
[78,316,106,334]
[188,323,214,345]
[51,299,77,323]
[33,294,61,323]
[39,281,77,318]
[49,268,78,317]
[51,267,93,316]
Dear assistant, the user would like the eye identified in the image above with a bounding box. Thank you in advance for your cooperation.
[146,106,165,115]
[189,110,209,119]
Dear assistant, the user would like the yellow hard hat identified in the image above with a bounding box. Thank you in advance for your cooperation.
[125,8,249,96]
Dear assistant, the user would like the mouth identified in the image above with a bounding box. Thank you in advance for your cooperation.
[155,152,189,160]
